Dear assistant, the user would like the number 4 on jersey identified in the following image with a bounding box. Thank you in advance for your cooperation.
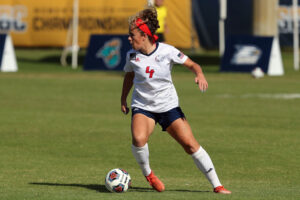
[146,66,154,78]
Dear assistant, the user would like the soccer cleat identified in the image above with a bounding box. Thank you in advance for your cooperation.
[145,171,165,192]
[214,186,231,194]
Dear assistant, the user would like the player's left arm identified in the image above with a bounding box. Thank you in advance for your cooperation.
[183,58,208,92]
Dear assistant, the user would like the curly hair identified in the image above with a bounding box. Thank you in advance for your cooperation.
[128,7,160,42]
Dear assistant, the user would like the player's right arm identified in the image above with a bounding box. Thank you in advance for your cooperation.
[121,72,134,114]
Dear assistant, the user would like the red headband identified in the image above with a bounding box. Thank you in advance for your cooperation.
[135,18,158,43]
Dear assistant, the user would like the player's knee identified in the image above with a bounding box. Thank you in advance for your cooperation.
[132,135,148,147]
[183,144,200,155]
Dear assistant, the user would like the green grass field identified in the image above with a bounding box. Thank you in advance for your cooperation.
[0,49,299,200]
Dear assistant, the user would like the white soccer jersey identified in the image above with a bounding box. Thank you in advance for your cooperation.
[124,42,188,113]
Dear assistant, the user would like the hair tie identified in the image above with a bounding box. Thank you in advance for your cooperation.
[135,18,158,43]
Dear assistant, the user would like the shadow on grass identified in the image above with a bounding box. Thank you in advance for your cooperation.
[29,182,210,193]
[30,182,111,193]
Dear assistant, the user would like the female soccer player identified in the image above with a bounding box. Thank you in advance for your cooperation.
[120,7,231,194]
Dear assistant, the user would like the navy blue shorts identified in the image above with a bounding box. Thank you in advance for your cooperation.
[131,107,186,131]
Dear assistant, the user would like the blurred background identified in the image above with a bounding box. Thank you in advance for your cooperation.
[0,1,299,199]
[0,0,299,73]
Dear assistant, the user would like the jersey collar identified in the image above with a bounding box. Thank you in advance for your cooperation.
[139,42,159,56]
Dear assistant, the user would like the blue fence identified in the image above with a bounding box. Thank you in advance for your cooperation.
[192,0,299,48]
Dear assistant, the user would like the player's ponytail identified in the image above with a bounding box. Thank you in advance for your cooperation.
[140,7,160,35]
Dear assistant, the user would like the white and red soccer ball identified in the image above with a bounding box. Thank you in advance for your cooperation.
[105,168,131,193]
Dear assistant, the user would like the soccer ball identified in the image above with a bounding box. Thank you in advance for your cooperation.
[105,168,131,193]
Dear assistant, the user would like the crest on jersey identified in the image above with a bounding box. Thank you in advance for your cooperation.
[96,38,122,69]
[155,55,167,62]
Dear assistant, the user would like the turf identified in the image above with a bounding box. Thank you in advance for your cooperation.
[0,49,299,200]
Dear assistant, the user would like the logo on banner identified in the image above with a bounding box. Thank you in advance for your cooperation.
[0,6,27,32]
[231,45,262,65]
[277,5,300,34]
[96,38,122,69]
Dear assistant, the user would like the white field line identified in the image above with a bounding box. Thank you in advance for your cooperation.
[217,93,300,100]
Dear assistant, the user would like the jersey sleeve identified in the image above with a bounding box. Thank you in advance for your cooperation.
[170,46,188,64]
[123,52,133,72]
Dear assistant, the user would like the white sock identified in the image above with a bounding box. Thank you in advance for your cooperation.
[131,143,152,176]
[191,146,222,188]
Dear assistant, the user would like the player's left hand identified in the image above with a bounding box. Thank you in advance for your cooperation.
[195,74,208,92]
[121,103,130,115]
